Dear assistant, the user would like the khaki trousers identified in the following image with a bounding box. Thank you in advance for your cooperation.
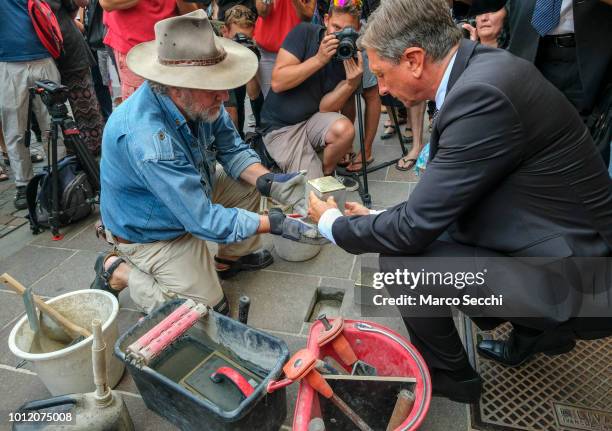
[0,58,65,186]
[115,167,262,314]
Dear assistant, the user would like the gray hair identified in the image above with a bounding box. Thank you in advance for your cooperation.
[149,80,170,95]
[358,0,461,64]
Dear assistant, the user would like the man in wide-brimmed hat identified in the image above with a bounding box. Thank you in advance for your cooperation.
[91,10,326,315]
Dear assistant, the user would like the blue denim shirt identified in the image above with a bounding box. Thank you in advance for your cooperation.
[100,81,261,244]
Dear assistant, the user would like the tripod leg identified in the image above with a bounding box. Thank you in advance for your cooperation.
[49,123,63,240]
[355,91,371,208]
[390,107,408,156]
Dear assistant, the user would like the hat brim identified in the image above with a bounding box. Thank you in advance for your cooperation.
[126,38,258,90]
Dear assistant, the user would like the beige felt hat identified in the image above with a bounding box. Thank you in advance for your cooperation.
[126,10,258,90]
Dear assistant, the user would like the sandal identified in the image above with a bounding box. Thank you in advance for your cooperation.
[346,156,375,172]
[215,249,273,280]
[0,167,8,182]
[381,122,410,140]
[90,252,125,298]
[337,151,356,168]
[395,155,417,171]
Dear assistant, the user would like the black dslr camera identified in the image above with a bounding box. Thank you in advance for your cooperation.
[456,18,476,39]
[33,80,69,108]
[333,27,359,61]
[233,32,261,60]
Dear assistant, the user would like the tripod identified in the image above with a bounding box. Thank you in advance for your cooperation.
[336,87,410,208]
[25,81,100,239]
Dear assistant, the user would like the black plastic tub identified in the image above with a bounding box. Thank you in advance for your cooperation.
[114,299,289,430]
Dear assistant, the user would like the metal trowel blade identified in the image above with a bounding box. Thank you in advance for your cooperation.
[351,360,377,376]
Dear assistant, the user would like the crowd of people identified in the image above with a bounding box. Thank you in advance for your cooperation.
[1,0,611,406]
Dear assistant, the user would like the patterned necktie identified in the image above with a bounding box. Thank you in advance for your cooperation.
[531,0,564,37]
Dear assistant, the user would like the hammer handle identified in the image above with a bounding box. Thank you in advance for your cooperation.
[386,389,415,431]
[1,273,91,338]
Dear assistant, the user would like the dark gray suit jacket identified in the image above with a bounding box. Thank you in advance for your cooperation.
[507,0,612,112]
[332,40,612,259]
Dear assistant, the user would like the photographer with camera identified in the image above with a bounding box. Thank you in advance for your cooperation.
[221,5,262,137]
[260,0,365,187]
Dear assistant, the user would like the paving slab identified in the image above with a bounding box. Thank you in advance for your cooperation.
[0,368,51,429]
[63,221,111,253]
[27,212,100,248]
[0,246,76,290]
[420,397,468,431]
[223,270,320,333]
[264,235,357,279]
[29,250,99,297]
[0,291,27,332]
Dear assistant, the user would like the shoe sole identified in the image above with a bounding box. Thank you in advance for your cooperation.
[217,254,274,280]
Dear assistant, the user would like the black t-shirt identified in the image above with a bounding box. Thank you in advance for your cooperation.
[260,23,346,134]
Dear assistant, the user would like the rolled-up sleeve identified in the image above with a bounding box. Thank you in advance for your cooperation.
[134,139,260,244]
[213,106,261,179]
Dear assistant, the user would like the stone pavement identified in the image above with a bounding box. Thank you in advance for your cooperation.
[0,115,470,430]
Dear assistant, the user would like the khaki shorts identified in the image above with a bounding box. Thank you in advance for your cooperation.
[263,112,346,180]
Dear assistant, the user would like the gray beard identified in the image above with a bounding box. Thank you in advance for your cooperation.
[183,106,220,123]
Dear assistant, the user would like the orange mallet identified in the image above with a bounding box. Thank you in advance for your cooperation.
[284,349,373,431]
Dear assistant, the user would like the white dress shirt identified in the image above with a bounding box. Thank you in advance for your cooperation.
[549,0,575,35]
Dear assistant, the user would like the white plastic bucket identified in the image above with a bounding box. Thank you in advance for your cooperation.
[8,289,124,395]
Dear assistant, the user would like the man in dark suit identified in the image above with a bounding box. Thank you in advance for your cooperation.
[308,0,612,404]
[506,0,612,116]
[507,0,612,166]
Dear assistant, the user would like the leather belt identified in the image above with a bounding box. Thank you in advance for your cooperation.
[113,235,134,245]
[542,33,576,48]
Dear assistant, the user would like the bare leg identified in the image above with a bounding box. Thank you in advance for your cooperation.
[348,85,381,171]
[323,117,355,175]
[396,101,426,170]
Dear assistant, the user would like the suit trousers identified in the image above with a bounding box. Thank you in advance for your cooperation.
[379,240,612,373]
[535,40,586,115]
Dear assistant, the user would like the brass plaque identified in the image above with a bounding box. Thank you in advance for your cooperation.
[554,403,612,431]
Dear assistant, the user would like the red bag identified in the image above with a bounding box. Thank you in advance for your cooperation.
[27,0,64,59]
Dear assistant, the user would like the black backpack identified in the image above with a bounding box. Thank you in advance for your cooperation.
[26,155,96,233]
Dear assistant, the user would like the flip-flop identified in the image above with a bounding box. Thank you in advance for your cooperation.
[395,156,417,171]
[337,151,356,168]
[346,157,375,172]
[0,168,8,182]
[381,124,412,140]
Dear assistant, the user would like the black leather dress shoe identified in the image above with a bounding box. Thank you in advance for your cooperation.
[477,337,575,367]
[431,369,482,404]
[215,249,274,280]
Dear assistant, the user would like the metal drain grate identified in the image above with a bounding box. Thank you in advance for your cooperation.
[463,321,612,431]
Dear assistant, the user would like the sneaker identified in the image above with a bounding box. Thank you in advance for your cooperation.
[14,186,27,210]
[334,173,359,192]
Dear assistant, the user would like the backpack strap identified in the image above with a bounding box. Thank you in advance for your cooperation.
[26,173,46,234]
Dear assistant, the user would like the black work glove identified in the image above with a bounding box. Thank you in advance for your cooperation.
[268,208,330,245]
[257,171,307,215]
